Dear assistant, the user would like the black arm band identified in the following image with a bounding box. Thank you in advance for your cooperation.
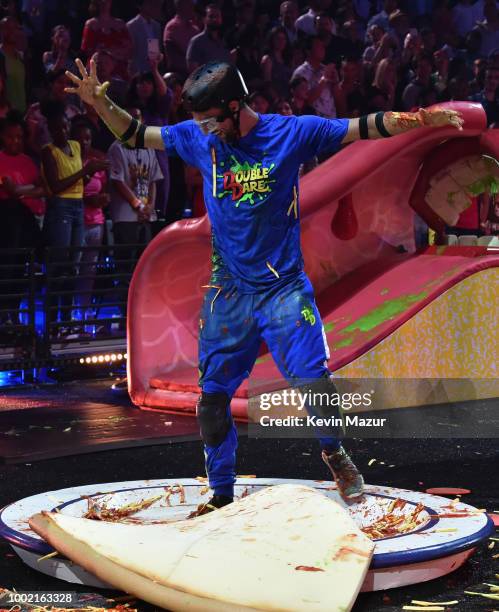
[134,123,147,149]
[359,115,369,139]
[120,118,139,143]
[375,112,391,138]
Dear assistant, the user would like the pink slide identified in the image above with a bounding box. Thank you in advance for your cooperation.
[126,102,499,417]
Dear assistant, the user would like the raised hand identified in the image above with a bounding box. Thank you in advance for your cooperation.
[149,52,164,72]
[419,107,464,130]
[65,58,110,107]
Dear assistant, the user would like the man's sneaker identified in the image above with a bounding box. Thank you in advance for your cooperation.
[322,446,365,500]
[187,494,233,519]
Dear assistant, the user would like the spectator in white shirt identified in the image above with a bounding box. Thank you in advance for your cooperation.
[107,107,163,283]
[291,35,345,118]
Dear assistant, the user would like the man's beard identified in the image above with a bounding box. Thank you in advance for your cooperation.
[209,121,237,143]
[217,129,237,143]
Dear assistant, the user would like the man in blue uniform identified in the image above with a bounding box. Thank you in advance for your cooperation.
[66,59,463,513]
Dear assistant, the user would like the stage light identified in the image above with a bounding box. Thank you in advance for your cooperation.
[77,351,127,367]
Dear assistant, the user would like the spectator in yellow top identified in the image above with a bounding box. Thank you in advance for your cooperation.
[41,100,107,334]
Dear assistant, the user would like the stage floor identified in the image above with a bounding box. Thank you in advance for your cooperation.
[0,379,200,463]
[0,379,497,611]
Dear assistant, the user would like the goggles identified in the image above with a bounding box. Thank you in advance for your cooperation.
[194,114,226,134]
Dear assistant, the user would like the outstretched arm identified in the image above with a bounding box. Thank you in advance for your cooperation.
[65,59,165,150]
[341,108,464,144]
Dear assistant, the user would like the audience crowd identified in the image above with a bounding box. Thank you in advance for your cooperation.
[0,0,498,332]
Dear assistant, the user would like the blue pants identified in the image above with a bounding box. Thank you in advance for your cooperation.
[198,271,340,497]
[44,197,84,323]
[44,197,84,250]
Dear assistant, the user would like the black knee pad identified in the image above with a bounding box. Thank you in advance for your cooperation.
[196,391,232,447]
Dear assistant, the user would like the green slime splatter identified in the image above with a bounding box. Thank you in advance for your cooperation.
[341,291,428,334]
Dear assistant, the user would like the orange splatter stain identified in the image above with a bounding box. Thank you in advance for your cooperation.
[332,546,371,561]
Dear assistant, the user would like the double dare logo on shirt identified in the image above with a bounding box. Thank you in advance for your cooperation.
[218,156,276,206]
